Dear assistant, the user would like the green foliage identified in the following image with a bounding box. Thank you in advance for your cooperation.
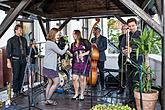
[132,27,155,60]
[63,35,69,43]
[108,28,121,49]
[63,35,70,60]
[108,19,117,28]
[150,34,162,54]
[134,62,154,93]
[133,28,161,55]
[90,104,135,110]
[133,27,158,93]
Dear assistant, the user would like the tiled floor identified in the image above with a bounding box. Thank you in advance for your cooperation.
[0,82,161,110]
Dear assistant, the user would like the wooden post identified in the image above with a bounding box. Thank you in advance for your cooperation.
[115,15,126,24]
[37,16,47,40]
[161,0,165,110]
[59,18,71,31]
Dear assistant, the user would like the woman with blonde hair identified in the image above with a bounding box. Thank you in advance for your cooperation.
[70,30,91,100]
[43,28,68,105]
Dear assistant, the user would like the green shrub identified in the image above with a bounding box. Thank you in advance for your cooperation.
[90,104,135,110]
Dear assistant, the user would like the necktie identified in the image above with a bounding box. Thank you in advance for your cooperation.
[96,38,99,45]
[19,37,24,55]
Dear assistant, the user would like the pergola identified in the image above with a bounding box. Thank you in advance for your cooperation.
[0,0,164,109]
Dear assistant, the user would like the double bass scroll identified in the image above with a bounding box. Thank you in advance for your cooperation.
[88,18,100,41]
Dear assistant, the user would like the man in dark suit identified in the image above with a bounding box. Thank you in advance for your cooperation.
[6,24,28,98]
[121,18,142,103]
[91,27,107,90]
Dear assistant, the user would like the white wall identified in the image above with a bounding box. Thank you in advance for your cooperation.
[149,54,162,86]
[0,10,15,48]
[105,54,119,77]
[33,19,46,55]
[67,20,83,45]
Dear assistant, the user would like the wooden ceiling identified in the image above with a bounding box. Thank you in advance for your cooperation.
[0,0,159,20]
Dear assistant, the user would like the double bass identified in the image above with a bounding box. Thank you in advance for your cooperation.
[87,18,100,86]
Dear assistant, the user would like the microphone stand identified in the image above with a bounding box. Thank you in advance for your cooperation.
[18,46,42,110]
[83,51,95,108]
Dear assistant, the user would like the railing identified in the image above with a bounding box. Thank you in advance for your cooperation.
[105,54,162,86]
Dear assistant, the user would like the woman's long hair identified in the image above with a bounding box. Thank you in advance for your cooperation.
[74,30,82,45]
[47,28,59,41]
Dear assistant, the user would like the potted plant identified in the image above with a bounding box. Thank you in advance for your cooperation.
[133,27,159,110]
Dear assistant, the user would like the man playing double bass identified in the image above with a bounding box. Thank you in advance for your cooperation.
[91,27,107,91]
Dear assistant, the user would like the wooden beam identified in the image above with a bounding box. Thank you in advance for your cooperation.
[162,1,165,110]
[119,0,163,36]
[115,15,126,24]
[16,18,34,23]
[155,0,162,15]
[141,0,152,10]
[40,10,132,19]
[0,0,32,38]
[0,0,10,2]
[45,19,50,33]
[37,16,47,40]
[59,18,71,31]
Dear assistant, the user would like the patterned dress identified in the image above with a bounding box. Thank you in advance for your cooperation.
[71,42,90,76]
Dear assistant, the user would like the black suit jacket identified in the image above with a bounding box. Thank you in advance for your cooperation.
[121,30,143,64]
[91,35,107,61]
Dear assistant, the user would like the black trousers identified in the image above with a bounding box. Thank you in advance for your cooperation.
[126,54,142,100]
[11,58,27,93]
[126,63,137,99]
[97,61,105,88]
[118,53,126,87]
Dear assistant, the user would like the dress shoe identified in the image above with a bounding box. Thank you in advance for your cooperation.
[117,88,125,94]
[127,100,135,108]
[13,93,19,98]
[19,91,28,96]
[71,94,79,100]
[101,87,106,91]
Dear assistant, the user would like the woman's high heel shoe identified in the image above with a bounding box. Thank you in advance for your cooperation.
[79,95,84,101]
[71,94,79,100]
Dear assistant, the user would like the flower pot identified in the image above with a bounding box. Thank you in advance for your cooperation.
[134,89,159,110]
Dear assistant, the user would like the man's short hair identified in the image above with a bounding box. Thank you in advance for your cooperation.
[94,27,101,31]
[14,24,23,33]
[127,18,137,25]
